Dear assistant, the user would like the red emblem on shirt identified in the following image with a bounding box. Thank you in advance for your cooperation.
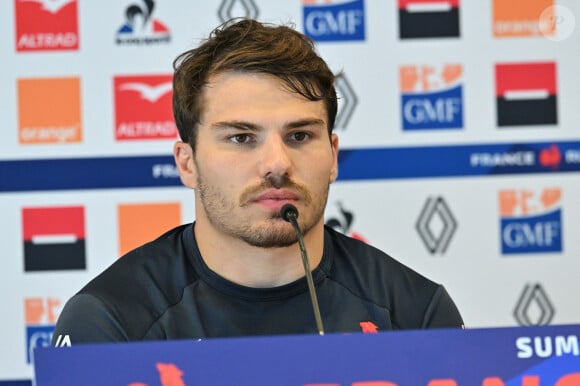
[359,321,379,333]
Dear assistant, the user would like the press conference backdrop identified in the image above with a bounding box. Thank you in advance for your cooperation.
[1,0,579,383]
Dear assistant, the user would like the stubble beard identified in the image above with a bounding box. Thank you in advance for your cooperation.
[196,172,329,249]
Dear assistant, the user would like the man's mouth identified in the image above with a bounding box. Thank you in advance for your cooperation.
[251,190,300,210]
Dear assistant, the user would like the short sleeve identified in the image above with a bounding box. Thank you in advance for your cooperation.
[51,293,129,346]
[421,286,464,329]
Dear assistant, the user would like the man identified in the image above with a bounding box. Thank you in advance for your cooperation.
[52,18,463,345]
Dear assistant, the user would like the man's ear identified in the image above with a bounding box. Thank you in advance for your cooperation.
[329,133,339,183]
[173,141,198,189]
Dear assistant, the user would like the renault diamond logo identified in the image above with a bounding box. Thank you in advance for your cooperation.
[335,75,358,130]
[218,0,259,22]
[514,283,555,326]
[416,196,457,254]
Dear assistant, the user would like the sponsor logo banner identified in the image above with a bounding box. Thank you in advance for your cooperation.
[22,206,86,271]
[18,77,82,144]
[217,0,259,21]
[493,0,554,38]
[25,297,61,363]
[399,0,460,39]
[4,141,580,192]
[303,0,365,42]
[416,196,457,254]
[34,324,580,385]
[115,0,170,45]
[400,64,463,130]
[15,0,79,52]
[514,283,555,326]
[499,188,562,255]
[334,75,358,130]
[495,62,558,127]
[325,201,367,242]
[118,203,181,255]
[114,75,177,141]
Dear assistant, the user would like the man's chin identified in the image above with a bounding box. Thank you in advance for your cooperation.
[240,225,298,249]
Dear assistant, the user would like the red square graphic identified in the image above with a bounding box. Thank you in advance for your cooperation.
[495,62,557,127]
[22,206,86,271]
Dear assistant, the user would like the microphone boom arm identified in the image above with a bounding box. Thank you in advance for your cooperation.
[281,204,325,336]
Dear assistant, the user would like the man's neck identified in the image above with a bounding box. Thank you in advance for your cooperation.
[193,221,325,288]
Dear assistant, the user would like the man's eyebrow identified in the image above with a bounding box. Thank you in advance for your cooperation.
[210,121,261,131]
[285,118,326,129]
[210,118,326,131]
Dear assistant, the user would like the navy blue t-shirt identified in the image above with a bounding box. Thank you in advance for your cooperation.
[52,223,463,344]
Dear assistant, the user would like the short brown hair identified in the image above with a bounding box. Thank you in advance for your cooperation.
[172,18,338,149]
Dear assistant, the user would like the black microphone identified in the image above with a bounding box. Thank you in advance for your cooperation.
[280,204,325,336]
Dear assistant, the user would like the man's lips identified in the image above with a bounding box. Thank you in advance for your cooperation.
[252,189,300,202]
[250,190,300,209]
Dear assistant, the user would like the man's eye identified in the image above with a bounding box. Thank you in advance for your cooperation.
[290,132,309,142]
[229,134,252,144]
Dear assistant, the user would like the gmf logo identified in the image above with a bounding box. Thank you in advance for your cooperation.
[25,297,61,363]
[499,187,562,254]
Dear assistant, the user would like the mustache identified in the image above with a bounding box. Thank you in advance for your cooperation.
[239,174,312,207]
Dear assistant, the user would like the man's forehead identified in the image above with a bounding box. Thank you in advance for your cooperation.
[199,72,327,120]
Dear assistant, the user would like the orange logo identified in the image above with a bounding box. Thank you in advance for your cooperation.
[25,297,61,325]
[493,0,554,37]
[18,77,82,144]
[499,188,561,217]
[118,203,181,256]
[400,64,462,93]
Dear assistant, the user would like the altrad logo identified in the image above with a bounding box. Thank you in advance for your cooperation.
[15,0,79,51]
[114,75,177,141]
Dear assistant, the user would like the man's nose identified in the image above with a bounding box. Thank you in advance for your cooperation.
[258,135,293,181]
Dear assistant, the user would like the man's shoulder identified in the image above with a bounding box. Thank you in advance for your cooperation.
[324,226,463,329]
[323,226,457,327]
[80,223,196,302]
[324,225,426,278]
[54,223,201,343]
